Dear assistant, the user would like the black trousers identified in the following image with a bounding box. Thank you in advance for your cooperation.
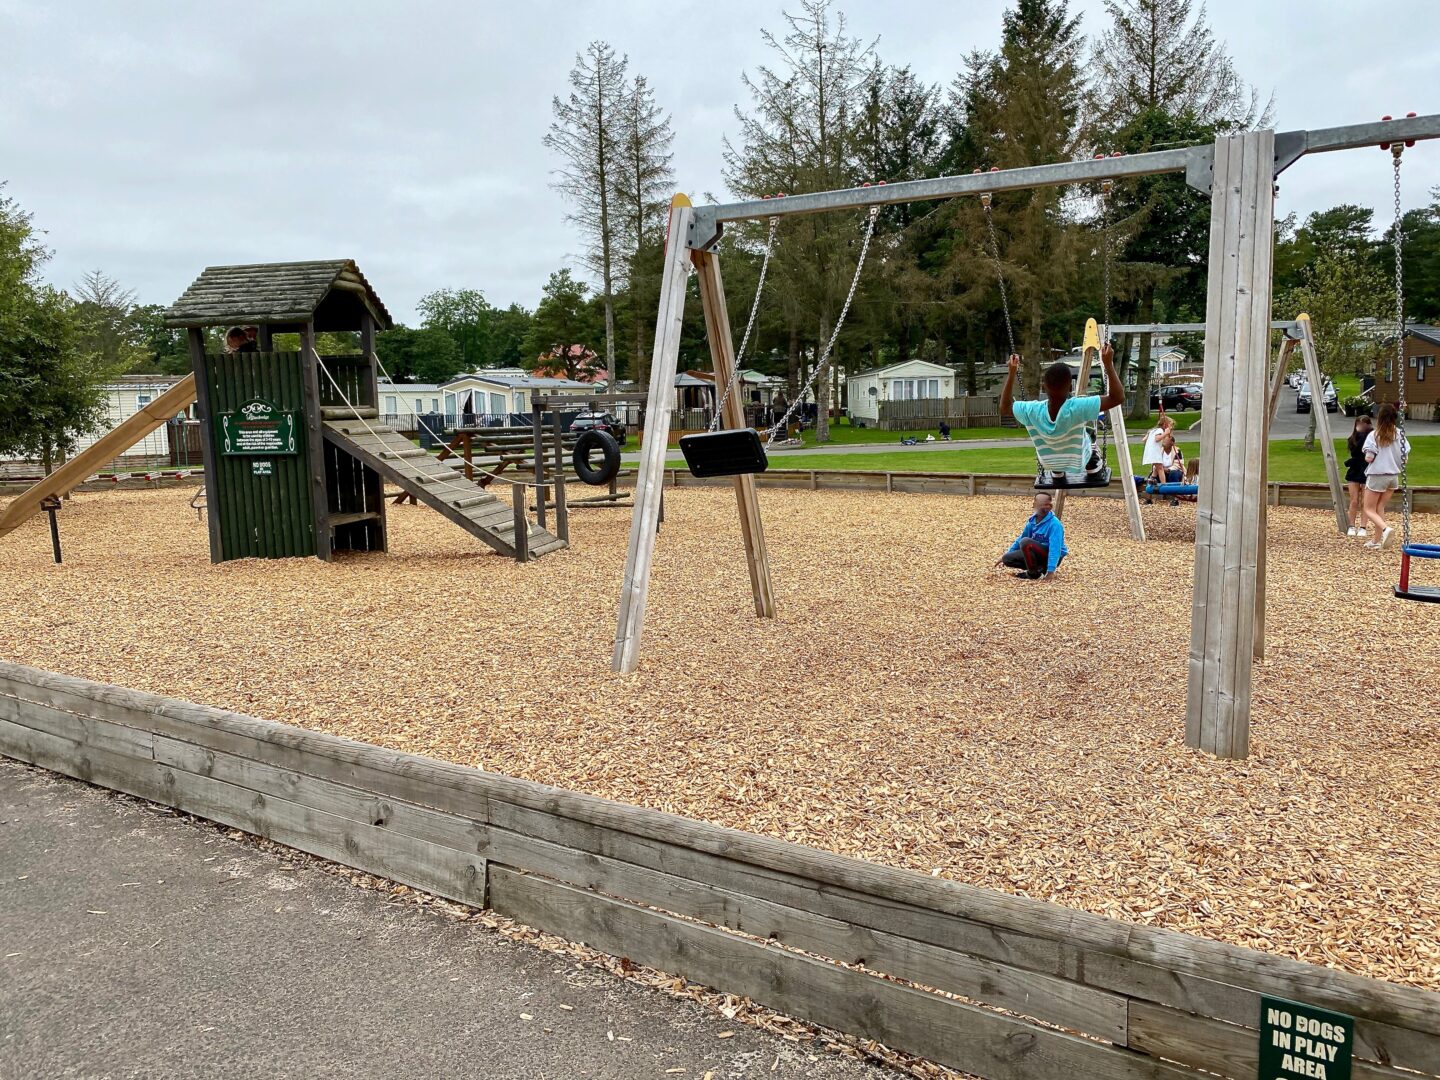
[1001,539,1049,578]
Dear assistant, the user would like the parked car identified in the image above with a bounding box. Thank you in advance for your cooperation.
[1296,378,1338,413]
[1286,369,1305,390]
[1148,383,1204,411]
[569,411,627,440]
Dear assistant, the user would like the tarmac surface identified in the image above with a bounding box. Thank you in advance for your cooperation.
[0,760,889,1080]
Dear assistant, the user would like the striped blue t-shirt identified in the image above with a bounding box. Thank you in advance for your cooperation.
[1011,396,1102,474]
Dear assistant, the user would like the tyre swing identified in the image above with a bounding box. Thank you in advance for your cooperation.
[679,201,882,478]
[1382,130,1440,602]
[572,428,622,486]
[983,178,1114,491]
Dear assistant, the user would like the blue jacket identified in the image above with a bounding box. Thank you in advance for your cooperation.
[1008,512,1067,574]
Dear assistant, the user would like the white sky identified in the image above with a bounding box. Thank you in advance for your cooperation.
[2,0,1436,324]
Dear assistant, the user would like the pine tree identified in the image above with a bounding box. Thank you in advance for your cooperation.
[545,42,628,379]
[724,0,878,442]
[1091,0,1268,133]
[613,75,675,387]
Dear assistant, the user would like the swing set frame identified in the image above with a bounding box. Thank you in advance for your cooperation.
[614,114,1440,761]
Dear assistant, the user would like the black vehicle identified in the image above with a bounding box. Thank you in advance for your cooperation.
[569,411,627,441]
[1148,384,1203,411]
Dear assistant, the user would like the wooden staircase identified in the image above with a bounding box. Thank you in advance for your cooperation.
[322,419,564,560]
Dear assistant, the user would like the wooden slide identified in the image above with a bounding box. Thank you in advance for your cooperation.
[0,374,197,539]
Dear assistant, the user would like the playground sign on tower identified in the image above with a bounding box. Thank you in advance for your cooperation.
[219,399,298,455]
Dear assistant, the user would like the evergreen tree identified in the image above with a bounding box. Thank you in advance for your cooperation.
[545,42,629,379]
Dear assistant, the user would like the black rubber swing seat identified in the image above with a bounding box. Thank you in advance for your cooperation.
[1034,467,1112,491]
[679,429,769,478]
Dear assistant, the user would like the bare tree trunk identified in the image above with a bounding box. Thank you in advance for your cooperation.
[41,435,53,476]
[787,325,801,396]
[1132,287,1156,422]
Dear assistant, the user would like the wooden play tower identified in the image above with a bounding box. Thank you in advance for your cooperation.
[165,260,561,563]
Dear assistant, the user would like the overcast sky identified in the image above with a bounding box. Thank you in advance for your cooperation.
[2,0,1436,324]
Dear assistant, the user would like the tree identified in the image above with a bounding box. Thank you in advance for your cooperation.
[613,74,675,386]
[522,269,605,367]
[374,325,464,385]
[488,303,535,368]
[1090,0,1269,133]
[71,269,142,371]
[0,188,112,469]
[416,288,493,367]
[128,304,190,375]
[724,0,878,441]
[545,41,629,378]
[1279,250,1387,448]
[533,343,604,382]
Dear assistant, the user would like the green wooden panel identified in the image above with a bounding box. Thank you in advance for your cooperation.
[202,352,314,560]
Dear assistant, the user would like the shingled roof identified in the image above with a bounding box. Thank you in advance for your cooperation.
[164,259,393,331]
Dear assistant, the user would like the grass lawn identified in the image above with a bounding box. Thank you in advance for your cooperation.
[664,436,1440,486]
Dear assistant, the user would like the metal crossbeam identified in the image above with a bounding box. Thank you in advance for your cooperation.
[688,113,1440,250]
[1107,321,1302,334]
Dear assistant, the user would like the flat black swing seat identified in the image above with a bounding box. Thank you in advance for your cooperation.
[679,428,769,478]
[1034,467,1112,491]
[1394,584,1440,603]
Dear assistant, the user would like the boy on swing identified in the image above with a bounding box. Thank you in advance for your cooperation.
[999,343,1126,485]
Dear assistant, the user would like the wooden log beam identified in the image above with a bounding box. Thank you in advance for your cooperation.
[1296,313,1349,534]
[690,249,775,618]
[1255,334,1299,661]
[613,196,694,674]
[1186,130,1274,760]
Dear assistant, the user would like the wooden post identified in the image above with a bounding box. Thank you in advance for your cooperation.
[531,392,547,530]
[1255,334,1298,660]
[1295,314,1348,534]
[613,195,694,674]
[511,481,529,562]
[187,329,224,563]
[360,312,387,553]
[1186,130,1274,760]
[299,323,333,561]
[690,249,775,621]
[552,410,569,545]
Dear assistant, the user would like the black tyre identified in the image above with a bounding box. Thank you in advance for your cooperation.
[573,428,621,486]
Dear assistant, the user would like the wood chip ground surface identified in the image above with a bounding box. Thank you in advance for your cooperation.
[2,486,1437,991]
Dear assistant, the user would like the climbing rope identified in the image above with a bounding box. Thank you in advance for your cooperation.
[764,205,880,447]
[710,214,780,433]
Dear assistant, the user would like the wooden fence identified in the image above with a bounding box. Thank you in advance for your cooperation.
[1,660,1436,1080]
[877,395,1002,430]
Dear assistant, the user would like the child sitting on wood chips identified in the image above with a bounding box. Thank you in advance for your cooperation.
[995,492,1067,581]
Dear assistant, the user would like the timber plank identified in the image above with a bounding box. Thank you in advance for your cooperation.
[489,869,1193,1080]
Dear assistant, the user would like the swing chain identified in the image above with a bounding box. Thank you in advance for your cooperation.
[1392,144,1411,545]
[765,206,880,446]
[711,215,780,432]
[982,195,1018,357]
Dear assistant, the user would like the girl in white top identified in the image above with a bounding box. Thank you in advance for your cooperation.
[1361,403,1411,549]
[1141,414,1176,483]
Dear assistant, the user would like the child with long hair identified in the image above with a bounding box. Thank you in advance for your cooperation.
[1343,414,1374,537]
[1361,403,1411,549]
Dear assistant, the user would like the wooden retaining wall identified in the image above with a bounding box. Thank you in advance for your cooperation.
[653,469,1440,513]
[1,661,1437,1080]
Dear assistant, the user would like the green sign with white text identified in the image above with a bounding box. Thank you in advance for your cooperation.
[219,399,298,456]
[1259,996,1352,1080]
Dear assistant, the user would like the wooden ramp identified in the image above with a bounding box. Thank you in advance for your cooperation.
[0,374,198,540]
[322,418,563,560]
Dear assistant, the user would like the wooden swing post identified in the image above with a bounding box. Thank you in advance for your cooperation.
[1295,313,1349,534]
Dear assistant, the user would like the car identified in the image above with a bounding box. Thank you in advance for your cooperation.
[1286,370,1305,390]
[1296,378,1338,413]
[1148,383,1203,411]
[569,411,627,441]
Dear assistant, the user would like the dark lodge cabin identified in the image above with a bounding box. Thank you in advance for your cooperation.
[1372,325,1440,420]
[166,260,561,564]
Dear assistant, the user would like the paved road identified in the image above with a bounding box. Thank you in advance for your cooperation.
[624,387,1436,462]
[0,761,887,1080]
